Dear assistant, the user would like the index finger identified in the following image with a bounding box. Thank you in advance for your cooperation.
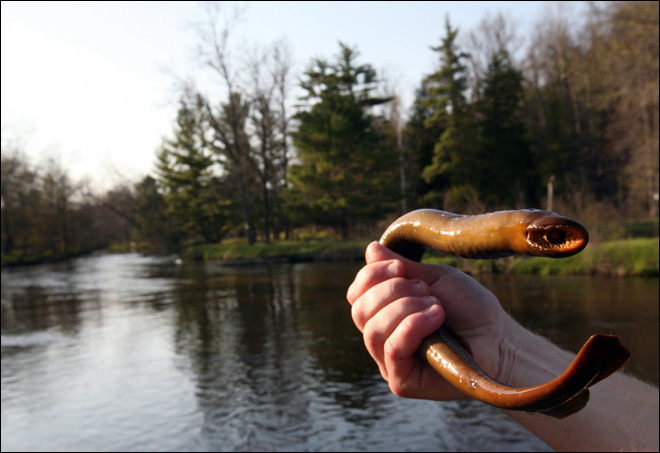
[346,258,404,305]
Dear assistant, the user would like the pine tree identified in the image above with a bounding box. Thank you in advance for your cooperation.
[286,43,399,239]
[156,100,232,246]
[419,18,479,211]
[474,49,534,207]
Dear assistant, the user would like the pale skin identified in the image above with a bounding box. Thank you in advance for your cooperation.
[347,242,659,452]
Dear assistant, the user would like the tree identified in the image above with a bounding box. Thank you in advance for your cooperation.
[246,40,294,243]
[1,149,40,255]
[156,99,231,247]
[192,3,258,244]
[185,3,296,244]
[2,139,121,259]
[92,184,135,246]
[40,156,78,254]
[404,81,445,208]
[419,17,478,212]
[522,5,596,215]
[287,43,398,238]
[198,91,257,241]
[473,49,534,207]
[132,176,182,252]
[587,1,659,217]
[271,42,295,239]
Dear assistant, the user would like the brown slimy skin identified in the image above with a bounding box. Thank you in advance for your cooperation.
[380,209,590,261]
[379,209,630,418]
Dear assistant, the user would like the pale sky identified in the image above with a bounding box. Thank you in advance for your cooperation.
[1,1,586,191]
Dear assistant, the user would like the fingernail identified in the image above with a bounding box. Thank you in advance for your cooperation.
[425,305,442,318]
[412,280,427,296]
[346,284,354,300]
[422,295,438,307]
[423,297,442,317]
[387,261,400,277]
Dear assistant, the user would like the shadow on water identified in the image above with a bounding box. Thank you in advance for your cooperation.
[2,253,657,451]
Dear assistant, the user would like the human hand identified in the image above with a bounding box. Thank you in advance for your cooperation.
[346,241,515,401]
[348,243,660,452]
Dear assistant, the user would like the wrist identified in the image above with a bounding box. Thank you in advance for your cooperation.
[494,316,573,387]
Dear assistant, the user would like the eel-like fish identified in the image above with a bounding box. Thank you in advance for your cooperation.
[379,209,630,418]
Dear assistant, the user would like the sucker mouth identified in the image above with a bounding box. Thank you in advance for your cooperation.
[526,225,588,256]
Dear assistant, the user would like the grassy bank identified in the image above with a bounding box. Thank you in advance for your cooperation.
[4,236,655,277]
[185,239,368,263]
[510,237,658,276]
[423,237,659,277]
[186,237,658,277]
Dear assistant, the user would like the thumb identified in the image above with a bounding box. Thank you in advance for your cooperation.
[365,241,403,264]
[366,241,439,280]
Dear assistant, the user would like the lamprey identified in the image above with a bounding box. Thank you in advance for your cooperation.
[379,209,630,418]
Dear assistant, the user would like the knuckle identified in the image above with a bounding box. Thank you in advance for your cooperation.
[362,318,384,350]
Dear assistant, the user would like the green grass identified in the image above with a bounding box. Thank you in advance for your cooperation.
[185,239,367,263]
[6,235,655,278]
[507,237,659,277]
[591,237,659,276]
[182,236,658,277]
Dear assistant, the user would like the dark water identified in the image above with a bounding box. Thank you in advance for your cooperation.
[2,253,658,452]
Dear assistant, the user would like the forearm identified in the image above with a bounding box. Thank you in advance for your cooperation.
[502,322,659,451]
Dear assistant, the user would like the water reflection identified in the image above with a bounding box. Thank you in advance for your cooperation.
[480,274,659,382]
[2,253,657,451]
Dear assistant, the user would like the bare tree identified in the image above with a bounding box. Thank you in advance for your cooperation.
[194,2,257,244]
[271,40,295,239]
[587,1,659,217]
[464,12,522,100]
[189,3,296,244]
[246,40,294,243]
[1,148,37,254]
[40,155,79,254]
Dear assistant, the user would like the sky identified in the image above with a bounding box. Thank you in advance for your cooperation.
[1,1,586,191]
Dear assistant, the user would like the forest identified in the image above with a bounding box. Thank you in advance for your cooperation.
[1,1,658,261]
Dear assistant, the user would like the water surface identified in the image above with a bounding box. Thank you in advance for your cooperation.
[2,253,658,451]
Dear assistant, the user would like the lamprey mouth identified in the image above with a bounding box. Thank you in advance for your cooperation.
[526,224,589,257]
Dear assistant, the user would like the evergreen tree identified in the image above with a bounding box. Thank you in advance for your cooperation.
[404,81,445,208]
[156,100,232,246]
[199,92,258,244]
[419,18,479,211]
[132,176,182,252]
[287,43,399,238]
[474,49,534,207]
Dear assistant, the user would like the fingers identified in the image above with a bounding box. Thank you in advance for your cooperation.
[346,251,405,305]
[347,241,433,304]
[364,293,444,381]
[351,276,430,331]
[348,251,446,382]
[381,298,443,367]
[345,241,505,402]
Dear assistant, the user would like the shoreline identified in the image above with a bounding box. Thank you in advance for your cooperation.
[3,237,658,277]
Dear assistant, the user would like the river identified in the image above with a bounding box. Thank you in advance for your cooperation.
[2,253,658,452]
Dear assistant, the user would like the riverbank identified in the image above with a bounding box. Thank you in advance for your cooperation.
[0,248,100,268]
[4,237,656,277]
[186,236,659,277]
[185,239,368,264]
